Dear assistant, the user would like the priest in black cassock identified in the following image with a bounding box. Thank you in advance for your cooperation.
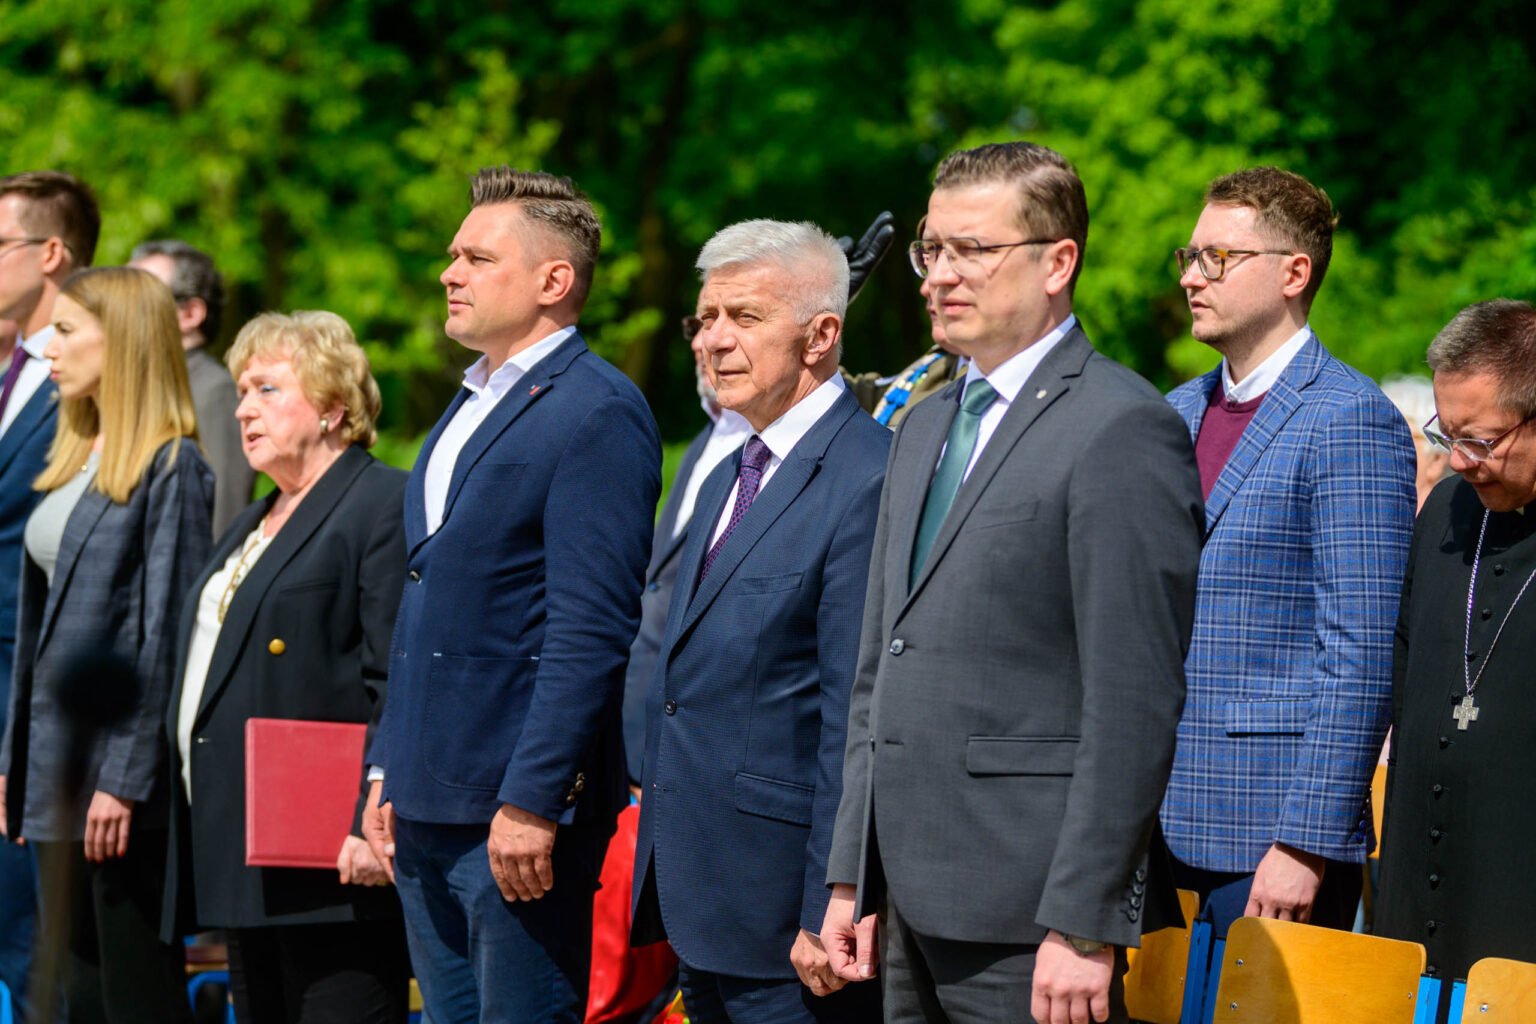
[1377,298,1536,995]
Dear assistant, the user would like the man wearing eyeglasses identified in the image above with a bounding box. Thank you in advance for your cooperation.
[1157,167,1416,935]
[1376,300,1536,1004]
[821,141,1203,1024]
[0,169,100,1021]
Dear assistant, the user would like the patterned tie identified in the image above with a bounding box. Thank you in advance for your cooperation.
[910,379,999,587]
[701,435,772,580]
[0,343,29,424]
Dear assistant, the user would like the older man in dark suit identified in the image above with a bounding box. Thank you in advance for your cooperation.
[631,219,888,1024]
[821,142,1204,1024]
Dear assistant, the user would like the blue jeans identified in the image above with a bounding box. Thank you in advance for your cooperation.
[0,838,40,1022]
[392,816,608,1024]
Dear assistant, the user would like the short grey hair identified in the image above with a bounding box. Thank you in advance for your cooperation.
[1426,299,1536,419]
[130,239,225,341]
[696,219,850,324]
[1379,375,1437,439]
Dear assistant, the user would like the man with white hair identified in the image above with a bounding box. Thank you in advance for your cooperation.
[630,219,888,1024]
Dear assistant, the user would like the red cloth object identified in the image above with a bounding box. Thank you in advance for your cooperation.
[245,718,366,868]
[586,803,679,1024]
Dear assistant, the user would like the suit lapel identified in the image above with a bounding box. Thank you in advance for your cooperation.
[194,447,373,723]
[884,381,958,600]
[0,384,57,474]
[38,485,113,653]
[901,328,1091,613]
[670,390,860,646]
[405,389,465,558]
[437,333,588,531]
[648,425,710,580]
[1171,369,1221,446]
[1202,335,1326,533]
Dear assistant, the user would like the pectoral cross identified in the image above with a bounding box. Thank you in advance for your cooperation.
[1452,693,1480,731]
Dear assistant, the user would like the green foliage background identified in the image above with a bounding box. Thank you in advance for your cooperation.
[4,0,1534,461]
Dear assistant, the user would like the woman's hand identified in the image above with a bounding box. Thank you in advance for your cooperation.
[337,834,390,887]
[83,791,134,862]
[0,774,14,843]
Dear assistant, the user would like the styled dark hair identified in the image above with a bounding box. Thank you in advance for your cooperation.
[1426,299,1536,419]
[470,167,601,307]
[933,141,1089,293]
[130,239,226,342]
[0,170,101,268]
[1205,167,1336,309]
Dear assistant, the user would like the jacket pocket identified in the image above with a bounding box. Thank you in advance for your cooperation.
[733,771,814,826]
[737,572,804,595]
[965,736,1079,776]
[1224,698,1309,736]
[422,653,538,790]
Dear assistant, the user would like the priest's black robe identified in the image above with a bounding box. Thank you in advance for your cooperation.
[1376,475,1536,985]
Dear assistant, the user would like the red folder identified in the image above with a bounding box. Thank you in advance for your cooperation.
[245,717,367,869]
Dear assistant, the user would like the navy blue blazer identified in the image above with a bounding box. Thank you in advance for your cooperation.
[369,332,661,830]
[0,384,58,693]
[631,388,890,979]
[622,423,711,786]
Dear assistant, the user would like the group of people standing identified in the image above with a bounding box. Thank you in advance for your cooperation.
[0,135,1530,1024]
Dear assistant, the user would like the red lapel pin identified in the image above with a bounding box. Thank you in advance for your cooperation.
[529,385,541,395]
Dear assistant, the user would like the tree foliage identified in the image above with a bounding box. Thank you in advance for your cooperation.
[2,0,1532,453]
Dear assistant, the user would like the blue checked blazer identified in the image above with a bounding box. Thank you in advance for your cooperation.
[1159,334,1416,870]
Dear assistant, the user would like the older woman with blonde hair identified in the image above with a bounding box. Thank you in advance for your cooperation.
[162,310,410,1024]
[1,265,213,1024]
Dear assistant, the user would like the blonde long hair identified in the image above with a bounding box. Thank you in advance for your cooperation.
[35,267,198,502]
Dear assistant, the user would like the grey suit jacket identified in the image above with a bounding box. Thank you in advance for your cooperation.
[2,439,213,841]
[186,347,255,539]
[826,325,1204,948]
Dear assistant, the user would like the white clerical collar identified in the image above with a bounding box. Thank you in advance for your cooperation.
[756,375,847,463]
[1222,325,1311,403]
[462,325,577,397]
[964,313,1076,403]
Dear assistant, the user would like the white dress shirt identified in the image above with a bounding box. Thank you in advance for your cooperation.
[672,401,753,540]
[423,326,576,535]
[707,375,847,548]
[1,327,55,437]
[1221,324,1312,403]
[954,314,1077,481]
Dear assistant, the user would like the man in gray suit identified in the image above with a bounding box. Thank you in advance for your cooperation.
[820,142,1204,1024]
[131,239,255,537]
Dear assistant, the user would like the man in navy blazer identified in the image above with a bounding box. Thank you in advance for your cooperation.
[0,169,98,1019]
[1159,168,1416,930]
[630,220,888,1024]
[363,167,661,1024]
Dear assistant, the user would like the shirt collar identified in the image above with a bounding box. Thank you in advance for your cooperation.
[755,375,847,463]
[20,324,53,359]
[962,313,1077,404]
[1222,324,1312,404]
[462,325,578,397]
[709,407,752,442]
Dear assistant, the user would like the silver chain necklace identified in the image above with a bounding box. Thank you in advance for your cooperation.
[1455,509,1536,730]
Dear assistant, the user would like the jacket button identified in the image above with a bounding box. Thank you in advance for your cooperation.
[664,701,677,716]
[648,581,660,592]
[1135,868,1147,883]
[1132,882,1145,895]
[268,639,286,655]
[1432,783,1444,795]
[1429,827,1443,841]
[1426,920,1439,934]
[1127,908,1139,922]
[1428,873,1441,887]
[572,774,585,793]
[409,570,421,582]
[889,639,905,655]
[1438,735,1451,749]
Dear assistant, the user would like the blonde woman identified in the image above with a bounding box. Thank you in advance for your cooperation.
[162,310,409,1023]
[0,266,211,1024]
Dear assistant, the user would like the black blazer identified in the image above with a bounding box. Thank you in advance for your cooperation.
[162,445,406,934]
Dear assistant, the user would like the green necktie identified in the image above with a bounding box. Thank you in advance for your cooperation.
[910,379,999,587]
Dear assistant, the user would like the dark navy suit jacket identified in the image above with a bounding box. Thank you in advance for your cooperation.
[621,424,710,786]
[0,384,57,702]
[369,332,661,830]
[631,387,889,979]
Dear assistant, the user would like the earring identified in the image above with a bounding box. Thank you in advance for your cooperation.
[320,418,329,433]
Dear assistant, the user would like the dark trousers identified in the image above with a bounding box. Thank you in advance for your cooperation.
[227,921,411,1024]
[32,830,191,1024]
[883,899,1128,1024]
[677,961,881,1024]
[391,815,607,1024]
[1165,849,1364,934]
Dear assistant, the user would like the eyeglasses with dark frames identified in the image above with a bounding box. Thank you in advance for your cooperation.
[908,236,1061,279]
[1422,412,1531,463]
[1174,246,1296,281]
